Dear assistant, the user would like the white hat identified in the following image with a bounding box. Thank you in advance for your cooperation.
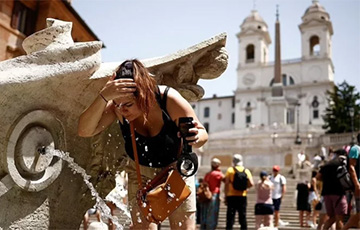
[233,154,243,166]
[211,158,221,167]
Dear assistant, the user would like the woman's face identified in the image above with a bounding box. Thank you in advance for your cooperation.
[115,98,142,121]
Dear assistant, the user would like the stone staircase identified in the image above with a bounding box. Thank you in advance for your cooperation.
[80,167,360,229]
[81,167,306,229]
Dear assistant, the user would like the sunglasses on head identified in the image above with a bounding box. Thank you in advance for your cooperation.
[115,61,133,79]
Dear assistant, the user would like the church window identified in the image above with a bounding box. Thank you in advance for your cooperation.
[231,97,235,108]
[310,36,320,56]
[11,0,37,36]
[218,114,222,120]
[258,25,262,29]
[289,77,295,85]
[246,114,251,125]
[313,110,319,119]
[282,74,287,86]
[246,44,255,63]
[204,123,209,132]
[270,74,295,86]
[204,107,210,118]
[245,102,251,126]
[287,108,295,124]
[231,113,235,124]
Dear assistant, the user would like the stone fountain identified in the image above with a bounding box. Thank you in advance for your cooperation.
[0,18,228,229]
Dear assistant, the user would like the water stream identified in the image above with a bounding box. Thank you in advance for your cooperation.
[46,148,130,230]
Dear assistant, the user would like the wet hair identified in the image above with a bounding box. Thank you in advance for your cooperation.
[116,59,157,122]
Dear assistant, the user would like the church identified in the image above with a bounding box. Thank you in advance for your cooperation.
[191,0,336,169]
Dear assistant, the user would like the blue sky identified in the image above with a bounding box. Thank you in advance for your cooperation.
[72,0,360,98]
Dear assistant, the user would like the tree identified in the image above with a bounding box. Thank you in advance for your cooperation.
[322,81,360,134]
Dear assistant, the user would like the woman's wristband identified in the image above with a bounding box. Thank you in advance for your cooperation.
[99,93,108,103]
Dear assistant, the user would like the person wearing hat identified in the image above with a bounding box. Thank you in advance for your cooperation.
[224,154,254,230]
[255,171,274,229]
[269,165,288,227]
[201,158,224,230]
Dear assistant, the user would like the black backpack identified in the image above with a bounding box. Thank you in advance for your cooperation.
[336,156,354,192]
[232,167,248,191]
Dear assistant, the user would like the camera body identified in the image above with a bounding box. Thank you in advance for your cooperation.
[177,117,198,177]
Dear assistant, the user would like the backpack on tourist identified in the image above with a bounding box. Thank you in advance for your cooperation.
[336,156,354,191]
[232,167,248,191]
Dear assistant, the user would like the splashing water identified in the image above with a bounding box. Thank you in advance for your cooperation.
[47,148,130,230]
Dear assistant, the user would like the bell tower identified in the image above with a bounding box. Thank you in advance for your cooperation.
[236,10,271,89]
[299,0,333,60]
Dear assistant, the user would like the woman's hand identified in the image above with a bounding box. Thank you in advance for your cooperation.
[178,120,201,145]
[100,74,136,101]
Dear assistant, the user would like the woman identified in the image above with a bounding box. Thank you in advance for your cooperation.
[296,180,311,227]
[308,170,320,228]
[254,171,274,229]
[201,158,224,230]
[78,59,208,230]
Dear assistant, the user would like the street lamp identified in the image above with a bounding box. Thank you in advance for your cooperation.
[295,103,302,145]
[349,107,355,144]
[307,133,313,144]
[271,132,278,144]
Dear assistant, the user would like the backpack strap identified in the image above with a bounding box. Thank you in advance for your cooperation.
[233,166,245,173]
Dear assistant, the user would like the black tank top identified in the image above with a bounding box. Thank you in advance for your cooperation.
[119,87,181,168]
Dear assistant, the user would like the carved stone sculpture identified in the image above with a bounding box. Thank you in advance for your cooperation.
[0,18,227,229]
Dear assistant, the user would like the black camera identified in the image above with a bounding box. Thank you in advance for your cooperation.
[176,117,198,177]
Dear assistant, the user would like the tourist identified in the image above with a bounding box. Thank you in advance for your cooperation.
[297,151,306,169]
[83,207,101,230]
[78,59,208,230]
[200,158,224,230]
[269,165,288,227]
[224,154,254,230]
[296,180,311,228]
[195,177,203,225]
[343,133,360,230]
[254,171,274,229]
[316,149,348,229]
[308,171,320,229]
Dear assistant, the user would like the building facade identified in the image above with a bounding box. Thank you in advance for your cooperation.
[193,1,337,169]
[0,0,101,61]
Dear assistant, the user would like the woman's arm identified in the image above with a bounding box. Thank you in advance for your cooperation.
[311,177,318,196]
[78,99,117,137]
[164,87,208,148]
